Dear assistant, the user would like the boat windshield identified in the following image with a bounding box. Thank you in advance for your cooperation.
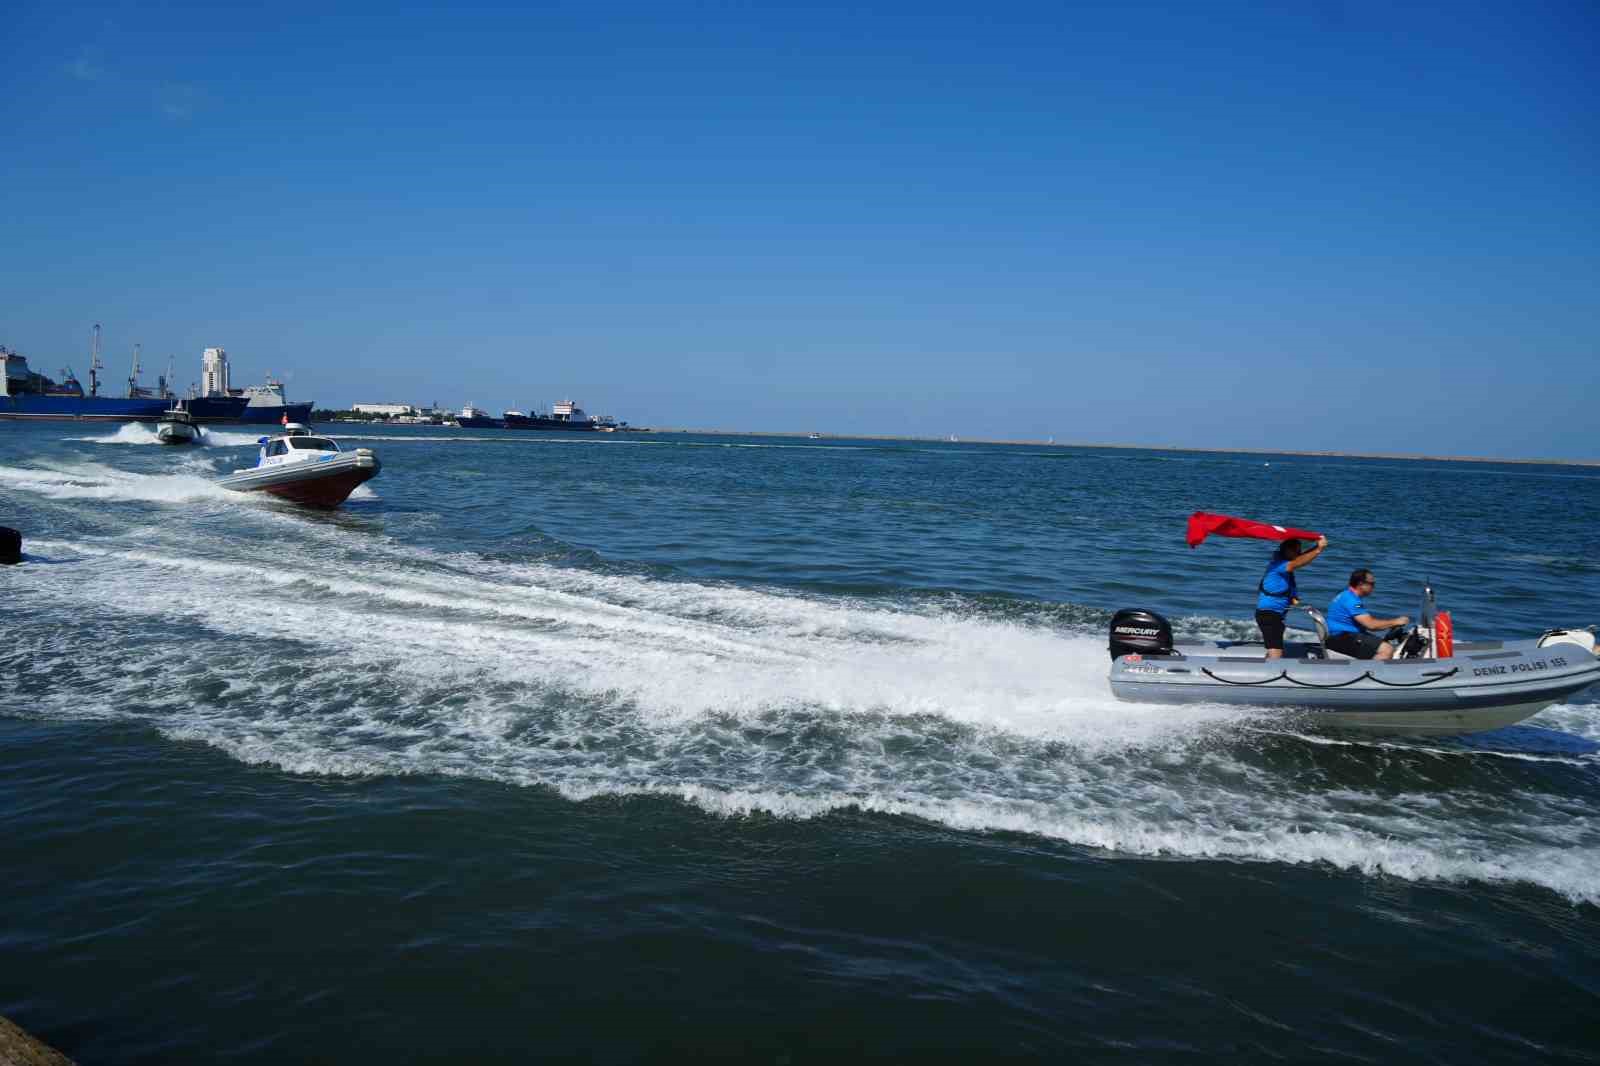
[287,437,339,451]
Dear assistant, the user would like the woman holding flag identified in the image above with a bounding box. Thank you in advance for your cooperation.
[1255,535,1327,658]
[1185,512,1327,661]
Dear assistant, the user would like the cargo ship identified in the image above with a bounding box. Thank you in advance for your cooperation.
[455,401,628,432]
[1,331,314,424]
[187,346,313,424]
[188,379,314,426]
[457,404,503,429]
[502,399,601,432]
[2,345,167,421]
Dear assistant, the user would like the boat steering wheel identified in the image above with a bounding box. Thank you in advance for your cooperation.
[1384,623,1431,659]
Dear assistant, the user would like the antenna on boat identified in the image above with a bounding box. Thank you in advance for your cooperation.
[88,323,102,397]
[1420,580,1438,657]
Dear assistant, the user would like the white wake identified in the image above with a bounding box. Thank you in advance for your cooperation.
[8,530,1598,907]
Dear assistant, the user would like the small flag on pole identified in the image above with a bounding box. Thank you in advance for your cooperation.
[281,411,289,426]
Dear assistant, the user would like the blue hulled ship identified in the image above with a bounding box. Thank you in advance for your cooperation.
[186,382,314,425]
[190,345,313,424]
[2,332,314,425]
[1,346,166,421]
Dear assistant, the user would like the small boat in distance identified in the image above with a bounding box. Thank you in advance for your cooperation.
[216,424,379,508]
[156,403,199,445]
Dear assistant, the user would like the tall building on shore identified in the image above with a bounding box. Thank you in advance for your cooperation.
[202,347,230,397]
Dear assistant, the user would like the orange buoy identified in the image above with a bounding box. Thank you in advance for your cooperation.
[1435,611,1454,658]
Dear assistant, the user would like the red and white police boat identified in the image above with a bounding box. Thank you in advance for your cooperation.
[216,422,379,508]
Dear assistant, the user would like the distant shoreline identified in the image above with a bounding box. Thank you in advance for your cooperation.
[647,428,1600,468]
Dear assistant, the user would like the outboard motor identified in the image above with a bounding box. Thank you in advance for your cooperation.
[1109,608,1174,661]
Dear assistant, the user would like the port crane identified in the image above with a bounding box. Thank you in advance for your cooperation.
[87,323,103,397]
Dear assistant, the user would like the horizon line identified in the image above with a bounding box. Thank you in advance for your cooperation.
[640,427,1600,468]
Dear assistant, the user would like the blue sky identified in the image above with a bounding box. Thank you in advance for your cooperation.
[4,1,1595,455]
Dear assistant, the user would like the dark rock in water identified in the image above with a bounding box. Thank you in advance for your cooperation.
[0,1014,76,1064]
[0,526,20,565]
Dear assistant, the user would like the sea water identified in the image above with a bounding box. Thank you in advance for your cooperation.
[3,423,1597,1063]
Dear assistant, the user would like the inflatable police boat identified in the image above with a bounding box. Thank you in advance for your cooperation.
[217,424,379,508]
[1107,591,1600,736]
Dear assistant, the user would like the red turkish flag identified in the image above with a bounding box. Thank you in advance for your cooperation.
[1186,511,1321,549]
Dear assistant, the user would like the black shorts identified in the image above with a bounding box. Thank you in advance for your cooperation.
[1326,631,1384,660]
[1255,609,1287,651]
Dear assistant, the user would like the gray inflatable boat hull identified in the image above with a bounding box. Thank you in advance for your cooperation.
[1110,637,1600,735]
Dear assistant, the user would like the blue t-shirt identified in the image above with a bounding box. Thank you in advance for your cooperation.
[1326,588,1369,635]
[1256,559,1297,613]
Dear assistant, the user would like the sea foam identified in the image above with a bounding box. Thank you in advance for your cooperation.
[10,530,1599,907]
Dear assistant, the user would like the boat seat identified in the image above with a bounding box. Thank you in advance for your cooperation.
[1294,606,1331,659]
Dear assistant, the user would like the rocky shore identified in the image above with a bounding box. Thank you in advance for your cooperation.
[0,1016,74,1066]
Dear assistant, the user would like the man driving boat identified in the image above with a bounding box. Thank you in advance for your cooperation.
[1325,569,1411,661]
[1256,535,1327,659]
